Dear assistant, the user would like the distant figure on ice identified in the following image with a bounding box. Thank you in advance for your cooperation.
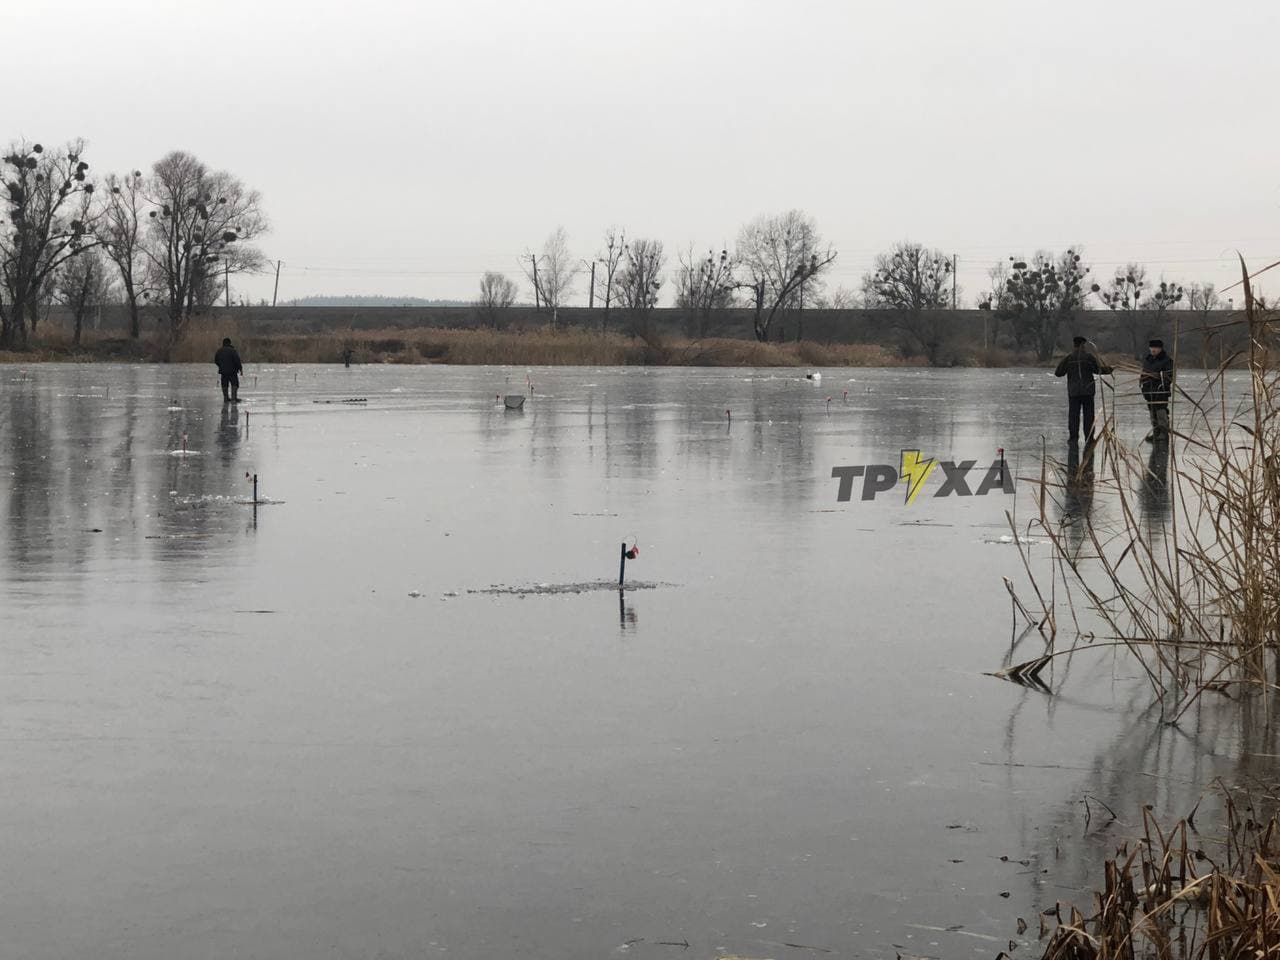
[1139,339,1174,442]
[1054,336,1112,444]
[214,337,243,403]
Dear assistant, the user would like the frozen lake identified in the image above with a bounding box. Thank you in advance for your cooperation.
[0,363,1266,959]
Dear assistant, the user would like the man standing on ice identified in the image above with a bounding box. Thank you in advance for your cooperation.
[214,337,243,403]
[1054,335,1112,444]
[1139,338,1174,441]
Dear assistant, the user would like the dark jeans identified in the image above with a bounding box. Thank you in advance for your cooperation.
[220,373,239,401]
[1068,395,1095,442]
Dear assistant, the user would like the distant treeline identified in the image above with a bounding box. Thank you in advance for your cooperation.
[0,136,1247,365]
[499,227,1236,363]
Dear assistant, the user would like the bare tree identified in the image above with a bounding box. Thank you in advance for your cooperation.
[863,242,953,312]
[1186,282,1226,366]
[55,249,112,346]
[613,238,665,338]
[143,151,266,343]
[101,170,149,339]
[522,226,579,330]
[979,260,1037,353]
[816,286,859,309]
[593,227,626,332]
[736,210,836,342]
[1142,277,1184,327]
[1186,281,1221,314]
[861,242,955,365]
[1092,262,1149,354]
[0,140,100,348]
[1144,278,1183,311]
[675,245,736,337]
[1001,249,1091,360]
[476,270,518,327]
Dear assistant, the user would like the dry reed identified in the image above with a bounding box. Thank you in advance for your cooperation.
[1034,792,1280,960]
[998,260,1280,719]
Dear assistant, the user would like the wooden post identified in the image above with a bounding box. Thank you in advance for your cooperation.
[224,261,230,308]
[619,542,626,588]
[253,474,258,505]
[271,260,282,307]
[588,261,596,309]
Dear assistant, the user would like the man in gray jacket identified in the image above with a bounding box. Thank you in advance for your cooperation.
[1054,336,1112,444]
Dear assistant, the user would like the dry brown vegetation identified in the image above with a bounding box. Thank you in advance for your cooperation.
[1036,794,1280,960]
[999,262,1280,719]
[2,323,913,367]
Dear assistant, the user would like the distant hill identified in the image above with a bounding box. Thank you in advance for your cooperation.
[285,295,470,307]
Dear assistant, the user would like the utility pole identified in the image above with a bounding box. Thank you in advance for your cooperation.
[588,261,596,309]
[271,260,282,307]
[224,260,230,308]
[527,254,541,312]
[952,254,958,310]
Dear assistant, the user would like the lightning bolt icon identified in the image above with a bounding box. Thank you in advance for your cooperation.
[900,449,937,506]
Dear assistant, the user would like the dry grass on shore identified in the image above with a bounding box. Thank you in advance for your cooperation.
[175,324,914,366]
[4,324,914,367]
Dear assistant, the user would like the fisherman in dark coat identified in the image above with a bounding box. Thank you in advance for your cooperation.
[1139,338,1174,441]
[1054,336,1112,444]
[214,337,243,403]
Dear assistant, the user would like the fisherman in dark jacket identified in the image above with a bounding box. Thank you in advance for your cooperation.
[1054,336,1112,444]
[1139,338,1174,441]
[214,337,243,402]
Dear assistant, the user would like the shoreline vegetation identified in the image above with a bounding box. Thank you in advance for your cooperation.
[2,324,990,367]
[3,302,1249,369]
[1,320,1249,369]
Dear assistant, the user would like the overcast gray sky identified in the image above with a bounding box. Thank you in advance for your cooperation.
[7,0,1279,305]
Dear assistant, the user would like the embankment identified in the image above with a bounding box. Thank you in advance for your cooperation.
[1,327,912,367]
[3,303,1247,367]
